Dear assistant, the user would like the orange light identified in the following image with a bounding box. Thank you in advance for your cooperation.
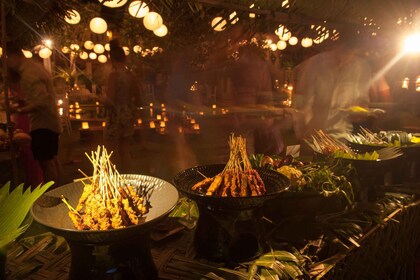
[149,121,156,129]
[82,122,89,129]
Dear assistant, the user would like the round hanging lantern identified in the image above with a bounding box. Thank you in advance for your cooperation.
[143,12,163,31]
[123,46,130,55]
[229,12,239,24]
[128,1,149,18]
[104,43,110,51]
[84,41,94,50]
[61,46,70,53]
[301,37,313,48]
[64,10,81,25]
[70,44,80,51]
[39,48,52,59]
[289,36,298,45]
[79,51,88,60]
[277,40,287,50]
[90,17,108,34]
[98,0,127,8]
[93,44,105,54]
[269,43,278,51]
[89,52,97,60]
[98,54,108,63]
[22,50,33,58]
[153,24,168,37]
[211,17,227,31]
[133,45,142,53]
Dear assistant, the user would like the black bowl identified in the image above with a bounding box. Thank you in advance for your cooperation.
[172,164,290,210]
[31,174,179,244]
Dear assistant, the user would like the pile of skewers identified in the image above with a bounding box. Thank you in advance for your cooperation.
[62,146,149,230]
[192,134,266,197]
[305,130,355,156]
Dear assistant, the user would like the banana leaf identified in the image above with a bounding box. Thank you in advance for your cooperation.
[0,181,53,250]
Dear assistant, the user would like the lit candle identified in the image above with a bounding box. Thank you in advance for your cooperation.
[57,99,63,105]
[76,109,82,113]
[160,121,166,128]
[82,122,89,129]
[190,118,196,124]
[156,114,162,120]
[137,118,142,125]
[163,116,168,122]
[193,123,200,130]
[75,102,80,108]
[149,121,156,129]
[212,104,217,109]
[75,114,81,119]
[102,122,106,127]
[199,111,204,115]
[402,78,409,89]
[161,103,165,108]
[149,102,153,107]
[150,108,153,117]
[59,108,64,116]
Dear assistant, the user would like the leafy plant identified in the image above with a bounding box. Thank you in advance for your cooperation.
[0,182,53,251]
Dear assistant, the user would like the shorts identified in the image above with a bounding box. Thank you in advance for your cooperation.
[30,129,59,160]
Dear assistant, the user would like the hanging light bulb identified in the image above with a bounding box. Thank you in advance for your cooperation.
[93,44,105,54]
[64,10,81,24]
[301,37,313,48]
[289,36,298,45]
[89,52,97,60]
[84,40,94,50]
[98,0,128,8]
[90,17,108,34]
[143,12,163,31]
[153,24,168,37]
[211,16,227,31]
[277,40,287,50]
[128,1,149,18]
[79,51,88,60]
[39,48,52,59]
[22,50,33,58]
[98,54,108,63]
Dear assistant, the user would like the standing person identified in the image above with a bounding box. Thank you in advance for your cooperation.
[293,31,372,141]
[102,39,141,172]
[6,41,62,186]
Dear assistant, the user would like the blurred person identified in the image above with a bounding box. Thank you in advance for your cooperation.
[293,31,372,141]
[6,41,62,186]
[101,39,142,172]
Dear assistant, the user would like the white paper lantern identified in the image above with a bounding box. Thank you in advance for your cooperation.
[84,41,94,50]
[211,17,227,31]
[22,50,33,58]
[79,51,88,60]
[133,45,142,53]
[301,37,313,48]
[104,43,110,51]
[64,10,81,25]
[90,17,108,34]
[128,1,149,18]
[143,12,163,31]
[70,44,80,51]
[276,40,287,50]
[98,0,127,8]
[269,43,278,51]
[61,46,70,53]
[98,54,108,63]
[289,36,298,45]
[123,46,130,55]
[39,48,52,59]
[93,44,105,54]
[89,52,97,60]
[153,24,168,37]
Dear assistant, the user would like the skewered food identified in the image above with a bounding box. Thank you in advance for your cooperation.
[61,146,150,230]
[191,134,266,197]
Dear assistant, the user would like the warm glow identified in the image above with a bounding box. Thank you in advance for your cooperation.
[82,122,89,129]
[22,50,32,58]
[133,45,142,53]
[403,33,420,53]
[128,1,149,18]
[90,17,108,34]
[64,10,81,24]
[137,118,142,125]
[39,47,52,59]
[93,44,105,54]
[79,51,88,60]
[211,17,227,31]
[229,11,239,24]
[402,77,409,89]
[289,36,298,45]
[98,0,128,8]
[160,121,166,128]
[84,41,94,50]
[277,40,287,50]
[149,121,156,128]
[156,114,162,120]
[149,102,153,107]
[212,104,217,109]
[269,43,277,51]
[143,12,163,31]
[122,46,130,55]
[416,76,420,92]
[75,114,81,119]
[153,24,168,37]
[193,123,200,130]
[70,44,80,51]
[89,52,97,60]
[102,122,106,127]
[62,46,70,53]
[98,54,108,63]
[301,37,313,48]
[104,43,110,51]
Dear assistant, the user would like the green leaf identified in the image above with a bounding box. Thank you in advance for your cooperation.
[0,181,53,250]
[270,250,300,264]
[283,262,304,279]
[260,269,279,279]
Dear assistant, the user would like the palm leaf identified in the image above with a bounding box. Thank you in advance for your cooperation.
[0,181,54,250]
